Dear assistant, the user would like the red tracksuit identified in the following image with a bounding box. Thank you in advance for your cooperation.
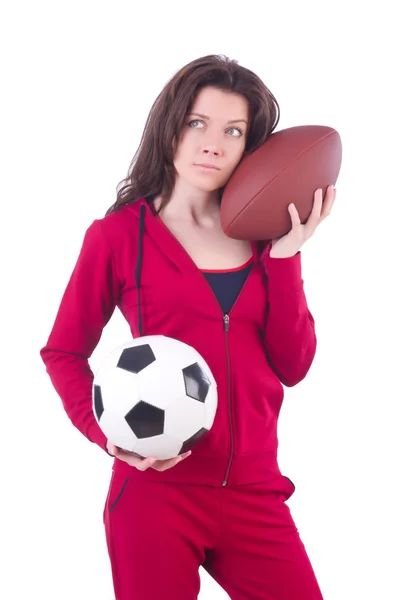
[40,197,324,599]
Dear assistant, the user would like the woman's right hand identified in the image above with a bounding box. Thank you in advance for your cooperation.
[106,440,192,471]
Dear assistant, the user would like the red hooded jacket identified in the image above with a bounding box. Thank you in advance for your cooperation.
[40,197,316,488]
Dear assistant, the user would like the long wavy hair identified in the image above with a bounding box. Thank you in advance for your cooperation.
[105,54,280,217]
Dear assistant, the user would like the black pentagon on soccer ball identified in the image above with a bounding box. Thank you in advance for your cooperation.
[182,362,211,403]
[116,344,156,374]
[179,427,209,454]
[125,400,165,438]
[93,384,104,420]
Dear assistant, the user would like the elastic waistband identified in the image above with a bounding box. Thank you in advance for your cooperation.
[112,448,285,487]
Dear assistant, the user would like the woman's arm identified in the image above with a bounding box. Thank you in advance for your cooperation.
[262,245,317,387]
[39,219,121,454]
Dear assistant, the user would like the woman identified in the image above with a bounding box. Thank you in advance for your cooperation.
[40,54,335,599]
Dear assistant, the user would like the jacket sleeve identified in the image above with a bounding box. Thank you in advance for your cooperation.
[39,219,120,454]
[262,244,317,387]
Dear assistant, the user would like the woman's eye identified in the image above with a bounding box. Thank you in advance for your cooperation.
[188,119,203,128]
[228,127,243,137]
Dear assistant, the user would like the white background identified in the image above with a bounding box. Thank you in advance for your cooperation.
[1,1,396,598]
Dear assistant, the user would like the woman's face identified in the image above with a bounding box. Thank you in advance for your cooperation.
[173,86,250,192]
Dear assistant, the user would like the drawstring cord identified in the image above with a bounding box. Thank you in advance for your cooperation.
[135,204,146,337]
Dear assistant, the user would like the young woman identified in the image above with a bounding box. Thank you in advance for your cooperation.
[40,54,335,599]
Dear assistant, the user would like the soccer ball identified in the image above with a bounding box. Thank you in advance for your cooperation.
[92,335,218,460]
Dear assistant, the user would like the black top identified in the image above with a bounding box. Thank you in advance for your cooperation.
[201,257,253,314]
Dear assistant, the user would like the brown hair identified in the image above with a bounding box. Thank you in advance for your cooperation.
[104,54,280,217]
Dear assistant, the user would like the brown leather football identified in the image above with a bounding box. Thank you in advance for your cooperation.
[220,125,342,240]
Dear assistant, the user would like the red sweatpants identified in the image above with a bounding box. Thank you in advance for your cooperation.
[103,469,324,600]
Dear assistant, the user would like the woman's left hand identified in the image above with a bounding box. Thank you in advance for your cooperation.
[269,185,337,258]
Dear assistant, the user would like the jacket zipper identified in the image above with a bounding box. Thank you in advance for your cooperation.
[222,313,233,486]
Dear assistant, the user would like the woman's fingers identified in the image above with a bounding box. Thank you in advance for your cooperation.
[111,444,192,471]
[152,451,192,471]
